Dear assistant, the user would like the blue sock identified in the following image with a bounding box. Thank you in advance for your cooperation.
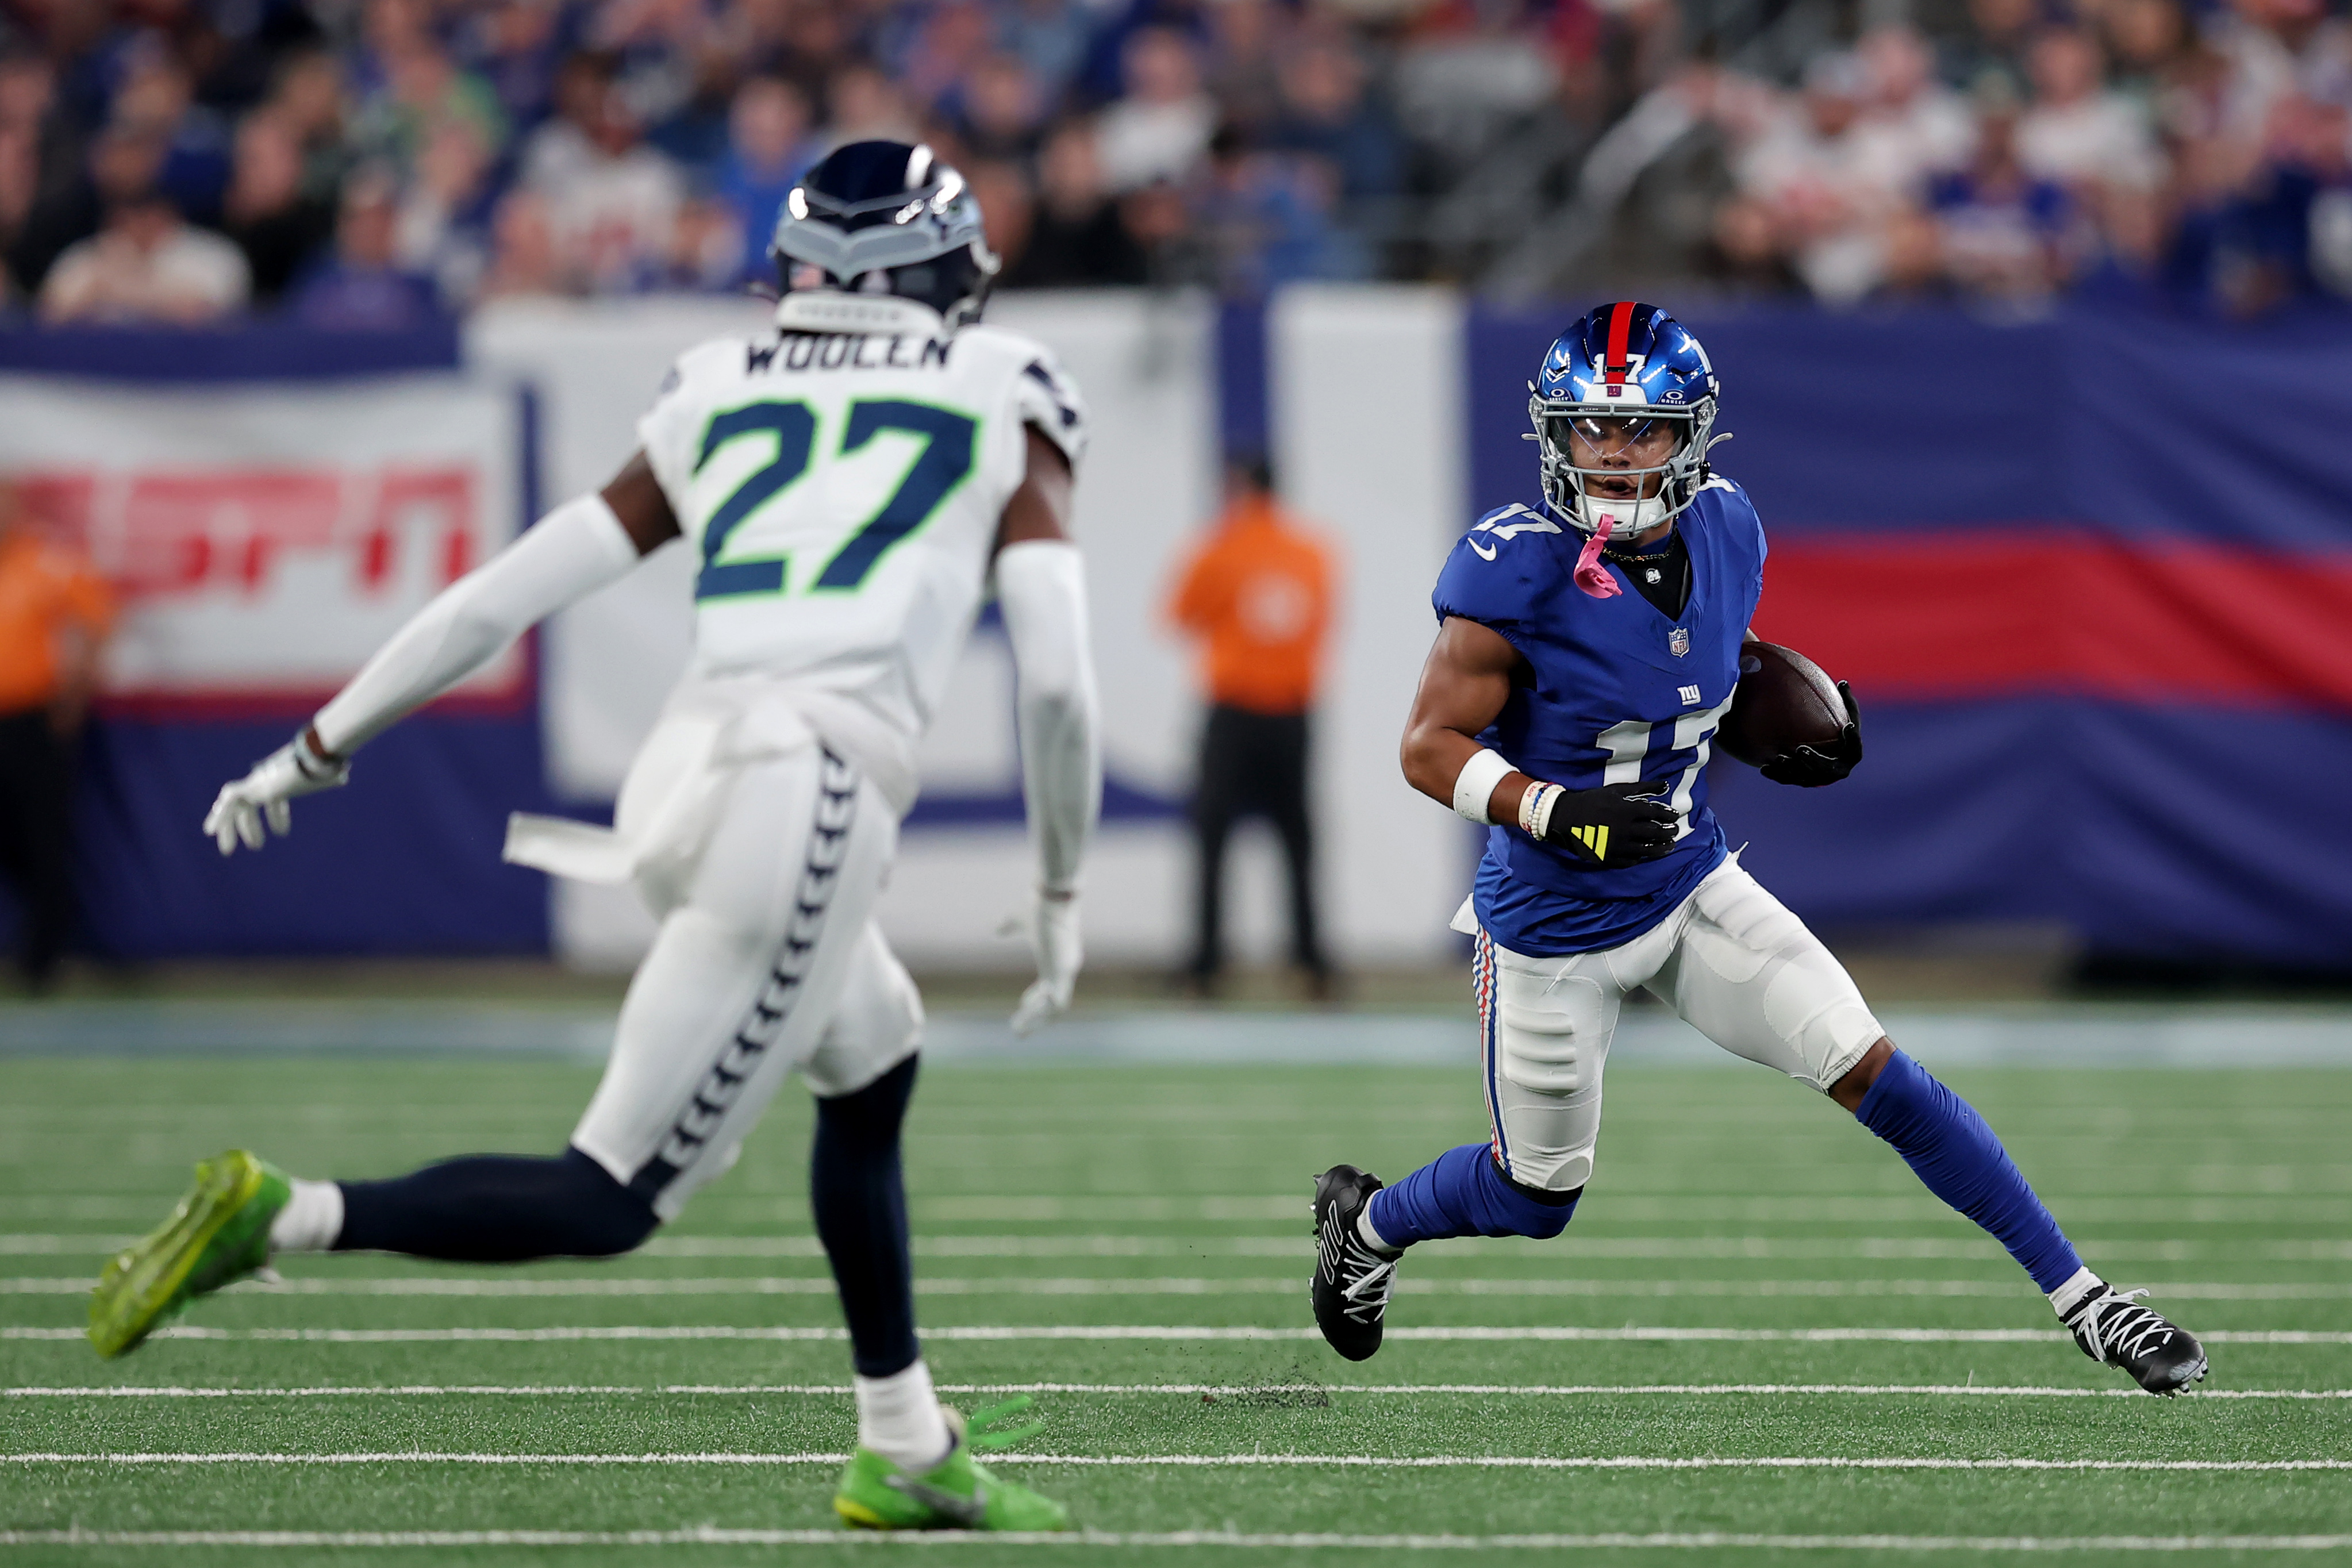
[1854,1048,2082,1293]
[812,1054,922,1377]
[336,1147,656,1260]
[1365,1143,1579,1247]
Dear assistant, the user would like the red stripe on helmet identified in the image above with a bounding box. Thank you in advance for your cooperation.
[1604,300,1636,377]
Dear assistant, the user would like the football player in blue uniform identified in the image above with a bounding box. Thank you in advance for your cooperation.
[1309,301,2207,1395]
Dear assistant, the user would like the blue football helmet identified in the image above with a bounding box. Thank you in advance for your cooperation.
[1529,301,1721,538]
[771,140,998,335]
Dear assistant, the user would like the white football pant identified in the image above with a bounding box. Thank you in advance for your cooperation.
[571,744,922,1221]
[1472,858,1884,1193]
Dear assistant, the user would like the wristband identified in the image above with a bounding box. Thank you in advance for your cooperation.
[295,725,346,779]
[1519,781,1563,840]
[1451,747,1516,824]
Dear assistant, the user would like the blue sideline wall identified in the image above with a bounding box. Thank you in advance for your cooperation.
[0,326,556,960]
[13,293,2352,971]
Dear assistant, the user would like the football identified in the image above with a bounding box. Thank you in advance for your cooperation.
[1716,640,1846,765]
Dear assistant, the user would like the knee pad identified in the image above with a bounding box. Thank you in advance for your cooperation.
[1497,1140,1596,1195]
[555,1147,662,1255]
[1763,948,1884,1089]
[1687,868,1883,1091]
[801,928,924,1099]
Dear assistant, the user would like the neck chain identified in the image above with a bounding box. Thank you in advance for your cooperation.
[1598,536,1675,563]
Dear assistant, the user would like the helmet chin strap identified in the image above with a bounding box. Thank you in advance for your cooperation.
[1577,489,1671,537]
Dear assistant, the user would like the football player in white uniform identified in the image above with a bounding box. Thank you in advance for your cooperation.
[88,142,1096,1532]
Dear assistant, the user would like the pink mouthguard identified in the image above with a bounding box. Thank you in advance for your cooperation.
[1573,510,1623,600]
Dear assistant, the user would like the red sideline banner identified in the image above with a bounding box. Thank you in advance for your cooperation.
[0,373,525,715]
[1754,527,2352,713]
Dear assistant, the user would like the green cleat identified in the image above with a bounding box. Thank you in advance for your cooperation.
[88,1150,289,1359]
[832,1397,1070,1532]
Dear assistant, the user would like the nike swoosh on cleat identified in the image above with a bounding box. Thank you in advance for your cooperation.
[884,1473,987,1527]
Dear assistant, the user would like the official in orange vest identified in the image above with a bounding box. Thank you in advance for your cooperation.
[1165,454,1337,996]
[0,480,114,990]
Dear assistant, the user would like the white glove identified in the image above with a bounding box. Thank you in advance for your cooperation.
[203,729,350,856]
[1010,890,1082,1036]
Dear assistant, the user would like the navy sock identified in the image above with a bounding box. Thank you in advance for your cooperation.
[1854,1048,2082,1293]
[335,1147,657,1261]
[811,1054,921,1378]
[1365,1142,1579,1247]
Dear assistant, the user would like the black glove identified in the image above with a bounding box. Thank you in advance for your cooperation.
[1759,681,1862,787]
[1535,781,1680,866]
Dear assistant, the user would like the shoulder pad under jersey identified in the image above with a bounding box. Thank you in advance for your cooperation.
[1434,502,1562,630]
[959,325,1089,470]
[1462,502,1563,559]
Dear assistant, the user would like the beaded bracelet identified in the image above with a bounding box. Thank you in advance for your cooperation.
[1517,781,1563,839]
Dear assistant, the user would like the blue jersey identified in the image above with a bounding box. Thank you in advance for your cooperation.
[1432,478,1766,955]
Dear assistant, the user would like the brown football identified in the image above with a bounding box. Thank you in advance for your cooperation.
[1716,641,1845,766]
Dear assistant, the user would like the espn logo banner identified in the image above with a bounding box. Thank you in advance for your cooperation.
[0,374,524,708]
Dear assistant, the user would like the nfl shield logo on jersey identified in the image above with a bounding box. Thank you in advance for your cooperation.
[1669,627,1690,657]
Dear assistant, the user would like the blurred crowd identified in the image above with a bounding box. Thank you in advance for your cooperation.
[1695,0,2352,311]
[0,0,1412,324]
[0,0,2346,325]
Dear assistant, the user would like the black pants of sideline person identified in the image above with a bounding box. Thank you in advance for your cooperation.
[1188,702,1328,986]
[0,707,75,989]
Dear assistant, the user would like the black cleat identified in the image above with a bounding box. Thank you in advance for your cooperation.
[2063,1281,2208,1395]
[1312,1165,1398,1362]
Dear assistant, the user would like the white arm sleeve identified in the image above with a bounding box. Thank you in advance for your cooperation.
[996,539,1101,894]
[313,493,641,755]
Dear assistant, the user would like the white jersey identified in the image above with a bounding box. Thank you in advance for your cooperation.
[635,320,1087,807]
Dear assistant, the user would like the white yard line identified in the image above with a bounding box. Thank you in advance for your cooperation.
[623,1235,2352,1263]
[14,1231,2352,1262]
[6,1382,2348,1400]
[6,1275,2346,1300]
[8,1323,2352,1343]
[0,1236,123,1254]
[3,1531,2351,1552]
[775,1196,2352,1224]
[5,1452,2349,1473]
[17,1195,2352,1225]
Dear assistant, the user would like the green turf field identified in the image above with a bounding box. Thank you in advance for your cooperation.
[3,1043,2350,1566]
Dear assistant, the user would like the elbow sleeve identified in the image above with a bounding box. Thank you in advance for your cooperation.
[315,493,640,755]
[996,540,1101,894]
